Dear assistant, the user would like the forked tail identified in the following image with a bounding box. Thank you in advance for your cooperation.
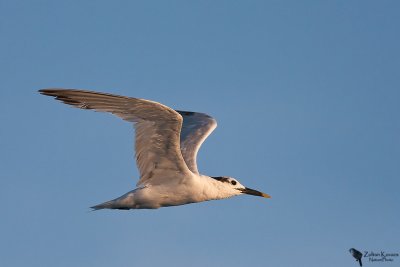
[90,199,130,211]
[90,190,138,210]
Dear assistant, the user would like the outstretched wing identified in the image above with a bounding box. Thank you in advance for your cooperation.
[39,89,193,186]
[176,111,217,174]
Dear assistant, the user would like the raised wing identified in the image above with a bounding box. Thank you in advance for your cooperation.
[39,89,193,186]
[176,111,217,174]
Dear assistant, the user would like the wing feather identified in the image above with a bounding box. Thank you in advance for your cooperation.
[39,89,192,186]
[177,111,217,174]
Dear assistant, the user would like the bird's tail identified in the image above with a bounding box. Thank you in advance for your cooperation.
[358,258,362,266]
[90,191,137,211]
[90,199,130,211]
[90,200,115,211]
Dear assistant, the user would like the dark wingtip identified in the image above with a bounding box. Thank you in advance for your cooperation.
[176,110,214,119]
[38,89,48,95]
[176,110,195,116]
[38,89,59,96]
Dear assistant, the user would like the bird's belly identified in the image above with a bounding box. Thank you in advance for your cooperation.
[135,185,199,208]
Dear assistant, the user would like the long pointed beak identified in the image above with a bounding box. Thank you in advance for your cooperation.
[239,187,271,198]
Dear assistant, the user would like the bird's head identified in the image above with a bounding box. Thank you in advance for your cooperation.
[211,176,271,199]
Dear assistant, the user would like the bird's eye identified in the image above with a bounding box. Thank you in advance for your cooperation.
[231,180,237,185]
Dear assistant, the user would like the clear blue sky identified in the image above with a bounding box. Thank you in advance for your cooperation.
[1,1,399,266]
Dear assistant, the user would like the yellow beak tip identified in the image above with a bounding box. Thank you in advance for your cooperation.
[262,193,271,198]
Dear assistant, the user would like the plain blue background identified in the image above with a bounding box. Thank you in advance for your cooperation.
[1,1,399,266]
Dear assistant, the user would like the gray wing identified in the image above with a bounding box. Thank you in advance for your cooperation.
[176,111,217,174]
[40,89,193,186]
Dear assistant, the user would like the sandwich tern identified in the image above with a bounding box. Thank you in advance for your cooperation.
[40,89,270,210]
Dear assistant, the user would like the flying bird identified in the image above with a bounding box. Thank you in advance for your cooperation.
[349,248,363,266]
[39,89,270,210]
